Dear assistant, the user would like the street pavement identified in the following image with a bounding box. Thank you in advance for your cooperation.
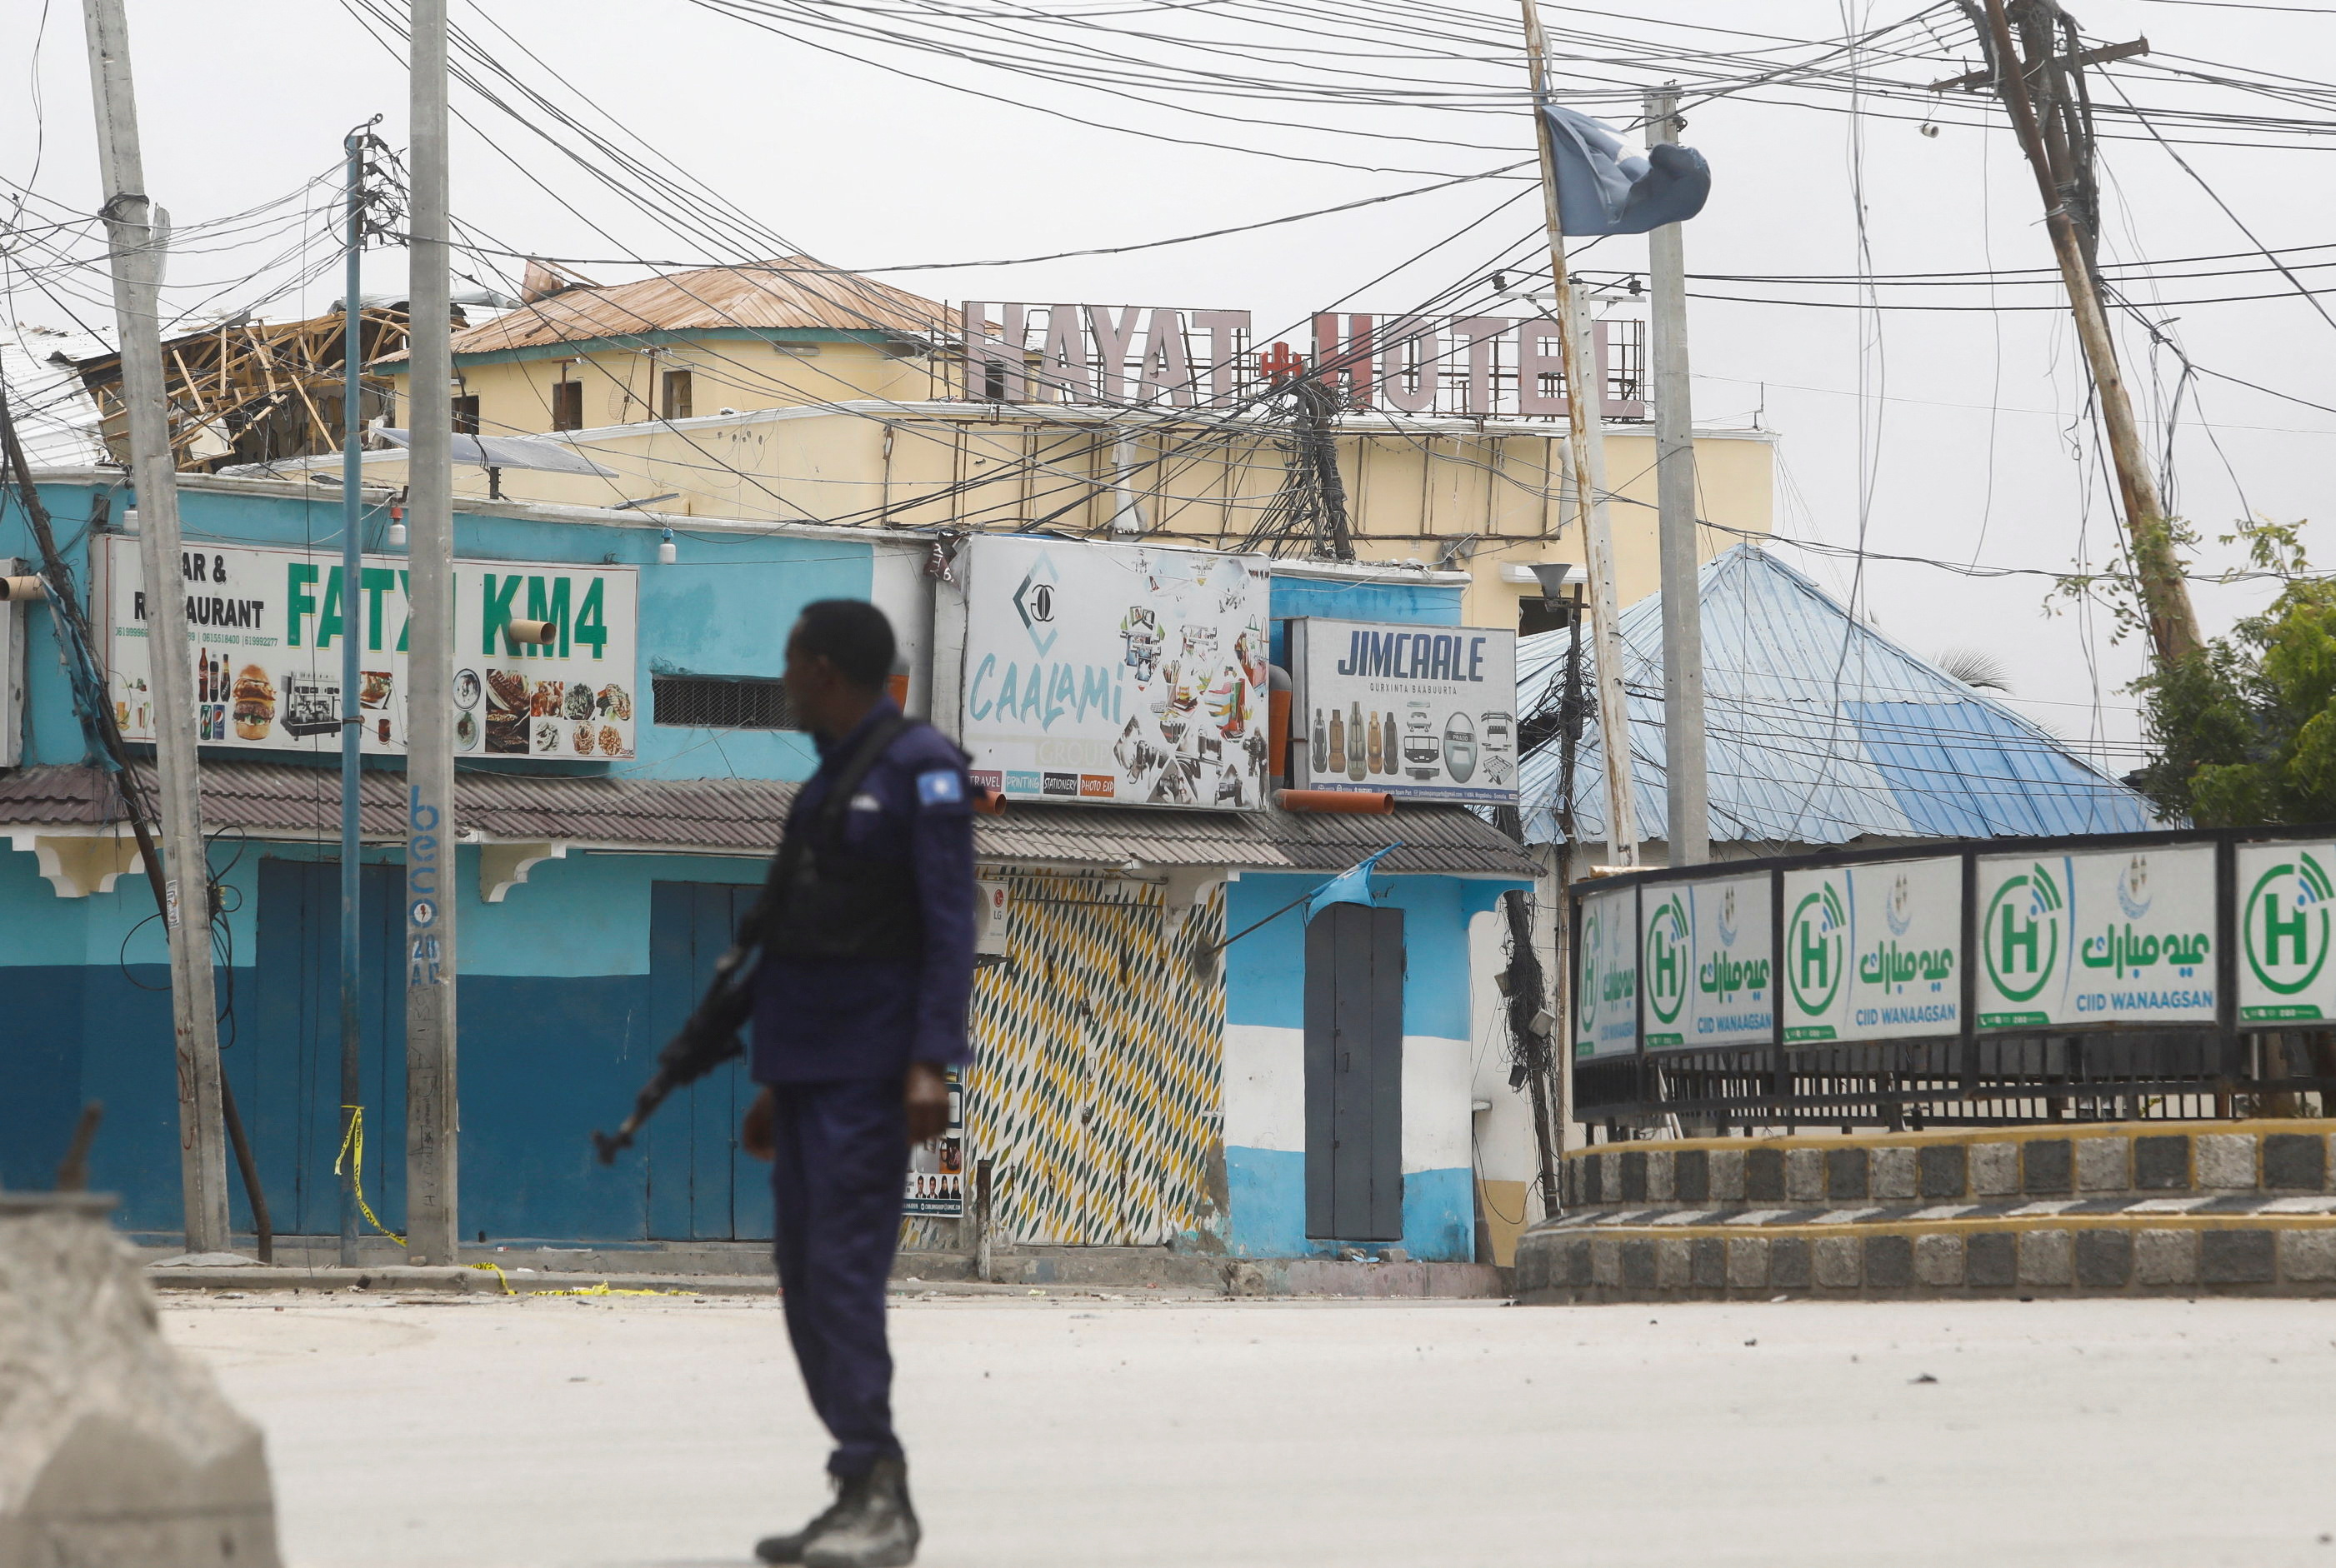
[162,1291,2336,1568]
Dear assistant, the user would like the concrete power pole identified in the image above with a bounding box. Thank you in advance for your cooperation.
[1521,0,1640,866]
[1646,87,1708,866]
[404,0,461,1265]
[1976,0,2202,666]
[82,0,230,1255]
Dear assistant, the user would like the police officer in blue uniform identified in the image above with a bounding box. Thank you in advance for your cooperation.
[743,599,974,1568]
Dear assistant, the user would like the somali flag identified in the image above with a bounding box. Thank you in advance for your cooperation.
[1304,844,1402,922]
[1541,102,1710,237]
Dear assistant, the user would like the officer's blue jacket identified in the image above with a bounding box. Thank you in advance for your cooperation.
[751,697,978,1083]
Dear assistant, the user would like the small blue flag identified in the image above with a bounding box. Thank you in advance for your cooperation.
[1304,844,1402,923]
[1540,103,1710,237]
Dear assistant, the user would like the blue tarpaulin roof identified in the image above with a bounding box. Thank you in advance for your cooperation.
[1517,545,2153,849]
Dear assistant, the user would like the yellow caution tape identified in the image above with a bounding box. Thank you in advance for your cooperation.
[333,1106,406,1246]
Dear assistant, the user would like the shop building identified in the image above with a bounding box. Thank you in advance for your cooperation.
[3,472,1541,1264]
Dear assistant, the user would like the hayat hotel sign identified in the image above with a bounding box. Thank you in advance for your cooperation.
[958,534,1271,811]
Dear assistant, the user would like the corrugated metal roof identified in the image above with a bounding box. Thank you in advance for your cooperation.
[1518,545,2153,849]
[399,260,952,361]
[3,321,110,467]
[0,762,1540,877]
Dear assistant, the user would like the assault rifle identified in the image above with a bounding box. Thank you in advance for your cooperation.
[589,933,761,1164]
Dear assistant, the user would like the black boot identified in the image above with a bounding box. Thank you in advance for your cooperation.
[803,1456,918,1568]
[754,1476,856,1566]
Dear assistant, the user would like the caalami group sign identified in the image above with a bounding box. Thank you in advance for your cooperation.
[1569,830,2336,1055]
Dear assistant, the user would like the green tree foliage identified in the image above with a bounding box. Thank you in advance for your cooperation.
[2134,520,2336,826]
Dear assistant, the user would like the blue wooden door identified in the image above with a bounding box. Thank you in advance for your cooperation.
[645,881,771,1241]
[238,858,406,1237]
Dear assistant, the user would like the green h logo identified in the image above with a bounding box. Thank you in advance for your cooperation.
[1786,884,1845,1016]
[1645,895,1688,1026]
[2244,853,2332,997]
[1983,863,2062,1004]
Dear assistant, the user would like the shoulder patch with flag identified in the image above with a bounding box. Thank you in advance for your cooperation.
[917,768,965,808]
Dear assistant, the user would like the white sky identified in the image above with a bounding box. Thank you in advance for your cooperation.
[5,0,2329,773]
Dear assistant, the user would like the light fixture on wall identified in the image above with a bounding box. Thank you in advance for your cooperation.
[386,503,408,550]
[657,527,677,566]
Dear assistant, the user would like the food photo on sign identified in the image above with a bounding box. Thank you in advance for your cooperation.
[958,534,1270,811]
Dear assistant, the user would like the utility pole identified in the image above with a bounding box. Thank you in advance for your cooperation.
[405,0,462,1266]
[1645,87,1708,867]
[1971,0,2201,665]
[1521,0,1640,865]
[338,125,369,1267]
[82,0,230,1255]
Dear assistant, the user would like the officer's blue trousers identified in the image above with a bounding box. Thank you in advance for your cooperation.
[768,1077,911,1480]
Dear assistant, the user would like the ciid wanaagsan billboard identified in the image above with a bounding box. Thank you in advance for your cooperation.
[1288,618,1519,805]
[1568,829,2336,1057]
[958,534,1272,810]
[98,535,639,761]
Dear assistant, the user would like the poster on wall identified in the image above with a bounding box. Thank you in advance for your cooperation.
[1573,883,1639,1059]
[959,534,1270,810]
[1975,845,2218,1031]
[903,1072,965,1217]
[97,536,639,761]
[2237,841,2336,1025]
[1639,874,1773,1051]
[1782,858,1963,1044]
[1287,618,1518,803]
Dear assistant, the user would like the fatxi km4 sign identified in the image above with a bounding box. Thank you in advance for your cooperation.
[1288,618,1518,805]
[99,537,639,761]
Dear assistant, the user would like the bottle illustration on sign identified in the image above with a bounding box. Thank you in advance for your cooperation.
[1311,707,1327,772]
[1347,702,1367,782]
[1366,709,1383,774]
[1383,712,1398,776]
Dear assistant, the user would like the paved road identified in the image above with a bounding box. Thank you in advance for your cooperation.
[163,1291,2336,1568]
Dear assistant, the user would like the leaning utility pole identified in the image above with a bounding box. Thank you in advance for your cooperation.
[405,0,461,1266]
[1973,0,2202,665]
[338,124,369,1268]
[1645,86,1708,866]
[83,0,230,1255]
[1521,0,1640,865]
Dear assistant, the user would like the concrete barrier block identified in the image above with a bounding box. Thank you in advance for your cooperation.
[1726,1236,1769,1290]
[1826,1148,1870,1201]
[1618,1151,1648,1203]
[2135,1228,2198,1286]
[2196,1135,2257,1191]
[2075,1230,2133,1289]
[1966,1231,2017,1288]
[1691,1237,1726,1288]
[1674,1150,1710,1204]
[1709,1150,1748,1203]
[1863,1235,1913,1290]
[1814,1236,1862,1290]
[0,1196,280,1567]
[1913,1233,1964,1288]
[1599,1151,1625,1202]
[1563,1237,1594,1288]
[2276,1229,2336,1283]
[2200,1229,2275,1284]
[1654,1236,1693,1289]
[1786,1149,1826,1204]
[1591,1237,1624,1287]
[1647,1151,1676,1203]
[1769,1236,1812,1289]
[2133,1136,2190,1190]
[1619,1240,1657,1289]
[1745,1146,1786,1202]
[1972,1142,2018,1196]
[1872,1147,1918,1201]
[1918,1143,1968,1200]
[2023,1139,2073,1195]
[2262,1134,2325,1192]
[2076,1137,2130,1193]
[2017,1229,2074,1286]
